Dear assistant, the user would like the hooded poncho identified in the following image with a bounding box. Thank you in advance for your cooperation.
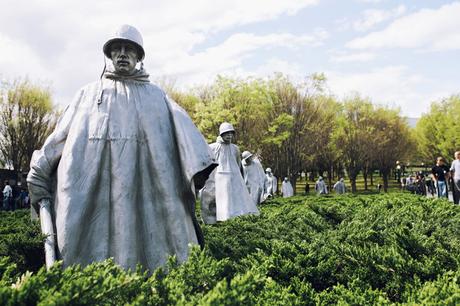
[242,157,266,205]
[315,179,328,195]
[281,180,294,198]
[333,180,346,194]
[264,173,277,199]
[200,137,259,224]
[27,68,216,271]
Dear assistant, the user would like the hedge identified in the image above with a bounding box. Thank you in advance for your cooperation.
[0,194,459,305]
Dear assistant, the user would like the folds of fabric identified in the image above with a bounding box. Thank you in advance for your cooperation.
[201,140,259,223]
[27,71,215,271]
[242,158,266,205]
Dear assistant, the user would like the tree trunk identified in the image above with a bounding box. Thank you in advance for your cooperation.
[292,176,297,195]
[349,168,358,193]
[350,177,357,193]
[382,171,389,192]
[363,167,368,191]
[370,171,374,186]
[327,167,333,192]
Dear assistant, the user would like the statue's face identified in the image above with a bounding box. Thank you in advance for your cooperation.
[221,131,234,144]
[110,41,139,75]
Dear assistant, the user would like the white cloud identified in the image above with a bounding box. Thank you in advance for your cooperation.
[353,5,406,32]
[329,51,377,62]
[0,0,319,105]
[325,66,450,117]
[355,0,386,3]
[152,31,325,86]
[347,2,460,50]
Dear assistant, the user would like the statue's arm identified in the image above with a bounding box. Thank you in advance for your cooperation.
[27,90,83,208]
[39,198,56,269]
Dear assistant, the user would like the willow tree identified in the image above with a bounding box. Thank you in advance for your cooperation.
[333,96,375,192]
[372,106,413,191]
[180,76,273,147]
[259,73,338,192]
[0,80,57,174]
[413,95,460,164]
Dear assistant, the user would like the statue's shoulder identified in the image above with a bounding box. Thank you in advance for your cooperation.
[209,142,219,149]
[231,143,240,152]
[145,83,167,97]
[79,81,101,93]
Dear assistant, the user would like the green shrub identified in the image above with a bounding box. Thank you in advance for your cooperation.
[0,210,44,274]
[0,194,459,304]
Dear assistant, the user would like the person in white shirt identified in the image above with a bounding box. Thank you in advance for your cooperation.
[450,151,460,204]
[2,181,13,211]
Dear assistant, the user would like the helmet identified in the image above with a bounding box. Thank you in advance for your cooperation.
[219,122,235,136]
[242,151,253,160]
[103,24,145,60]
[266,168,272,173]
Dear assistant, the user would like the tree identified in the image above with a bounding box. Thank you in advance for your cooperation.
[333,95,375,192]
[260,74,338,192]
[372,107,413,192]
[0,80,57,174]
[413,95,460,164]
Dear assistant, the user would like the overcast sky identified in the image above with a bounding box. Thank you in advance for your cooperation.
[1,0,459,117]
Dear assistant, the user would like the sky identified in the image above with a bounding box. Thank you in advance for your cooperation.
[0,0,459,118]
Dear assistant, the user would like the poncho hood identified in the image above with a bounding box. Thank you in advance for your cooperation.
[103,66,150,83]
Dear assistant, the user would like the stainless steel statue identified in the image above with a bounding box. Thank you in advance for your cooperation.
[242,151,266,205]
[27,25,216,271]
[200,122,259,224]
[281,177,294,198]
[264,167,277,199]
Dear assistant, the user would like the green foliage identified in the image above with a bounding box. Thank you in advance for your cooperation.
[0,79,57,172]
[0,210,44,274]
[0,194,459,304]
[167,75,411,191]
[413,94,460,163]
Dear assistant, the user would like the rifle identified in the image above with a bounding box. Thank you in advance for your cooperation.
[39,199,56,269]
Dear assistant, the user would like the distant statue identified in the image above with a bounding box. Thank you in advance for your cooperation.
[264,168,278,199]
[315,176,328,195]
[27,25,216,271]
[242,151,266,205]
[333,178,346,194]
[281,177,294,198]
[200,122,259,224]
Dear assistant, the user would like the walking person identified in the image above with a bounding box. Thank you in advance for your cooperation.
[432,157,450,198]
[450,151,460,204]
[2,181,13,211]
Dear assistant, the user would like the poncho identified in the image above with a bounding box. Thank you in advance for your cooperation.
[27,68,216,271]
[281,181,294,198]
[264,174,277,198]
[242,158,266,205]
[200,137,259,224]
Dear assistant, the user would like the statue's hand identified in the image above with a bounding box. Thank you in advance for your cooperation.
[39,199,56,269]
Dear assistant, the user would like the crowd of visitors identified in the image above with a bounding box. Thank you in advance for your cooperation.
[1,180,29,211]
